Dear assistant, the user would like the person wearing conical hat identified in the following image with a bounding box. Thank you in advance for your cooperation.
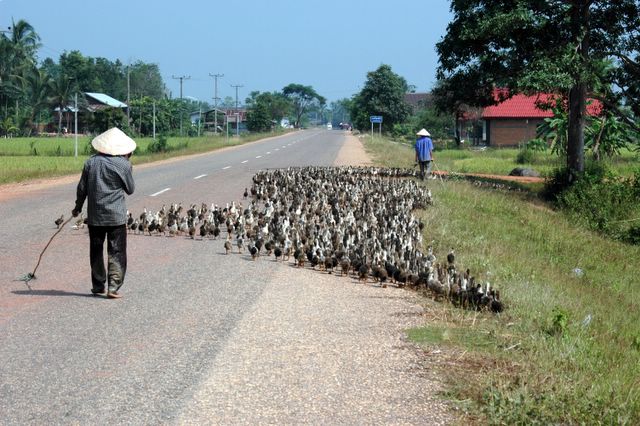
[415,128,434,181]
[72,127,136,299]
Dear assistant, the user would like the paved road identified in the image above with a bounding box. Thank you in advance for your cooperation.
[0,129,352,424]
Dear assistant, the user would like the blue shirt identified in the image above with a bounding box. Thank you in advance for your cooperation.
[415,136,433,161]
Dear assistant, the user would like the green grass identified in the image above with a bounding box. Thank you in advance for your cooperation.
[365,136,640,424]
[0,131,289,184]
[379,136,639,178]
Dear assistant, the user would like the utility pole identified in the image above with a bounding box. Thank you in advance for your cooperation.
[231,84,243,137]
[172,75,191,136]
[209,73,224,134]
[172,75,191,99]
[126,65,131,123]
[152,100,156,139]
[74,93,78,157]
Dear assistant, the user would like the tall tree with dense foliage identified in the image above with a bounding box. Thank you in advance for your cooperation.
[246,91,291,122]
[20,66,52,134]
[0,19,41,117]
[48,73,75,134]
[330,98,352,127]
[435,0,640,181]
[350,64,412,131]
[282,83,325,128]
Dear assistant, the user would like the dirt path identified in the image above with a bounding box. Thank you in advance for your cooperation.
[433,170,545,184]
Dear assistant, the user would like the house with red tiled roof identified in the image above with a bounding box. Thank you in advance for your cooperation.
[456,91,601,147]
[481,93,555,147]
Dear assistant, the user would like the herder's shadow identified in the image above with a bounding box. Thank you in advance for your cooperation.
[12,289,95,298]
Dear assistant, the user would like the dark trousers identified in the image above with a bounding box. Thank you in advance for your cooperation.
[88,224,127,293]
[418,160,432,180]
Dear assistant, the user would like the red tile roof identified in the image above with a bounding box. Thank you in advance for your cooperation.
[481,91,602,119]
[482,93,554,119]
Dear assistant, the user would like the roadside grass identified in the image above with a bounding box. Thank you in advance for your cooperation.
[375,135,639,178]
[0,131,288,184]
[364,136,640,424]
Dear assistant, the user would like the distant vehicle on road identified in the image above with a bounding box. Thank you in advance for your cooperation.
[326,123,332,130]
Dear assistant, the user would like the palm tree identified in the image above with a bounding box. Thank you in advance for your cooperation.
[8,19,40,72]
[48,75,74,134]
[0,116,18,138]
[0,19,40,124]
[20,66,52,135]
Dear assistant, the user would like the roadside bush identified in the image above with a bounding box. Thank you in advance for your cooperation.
[517,138,548,164]
[545,163,640,243]
[390,123,415,142]
[516,147,536,164]
[147,134,169,153]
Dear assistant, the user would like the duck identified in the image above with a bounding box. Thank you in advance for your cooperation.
[224,237,232,254]
[73,214,85,230]
[54,214,64,228]
[249,244,258,260]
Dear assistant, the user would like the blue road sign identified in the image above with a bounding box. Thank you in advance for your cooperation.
[370,115,383,123]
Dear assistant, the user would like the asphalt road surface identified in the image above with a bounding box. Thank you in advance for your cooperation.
[0,130,360,423]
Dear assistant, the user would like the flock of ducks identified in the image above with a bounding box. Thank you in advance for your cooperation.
[65,165,503,313]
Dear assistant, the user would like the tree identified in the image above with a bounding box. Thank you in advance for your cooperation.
[435,0,640,181]
[59,51,97,93]
[0,19,40,120]
[246,102,272,132]
[219,96,236,109]
[330,98,352,127]
[19,66,52,134]
[48,74,74,134]
[0,116,18,137]
[350,64,412,131]
[128,61,166,100]
[245,91,291,131]
[282,83,325,128]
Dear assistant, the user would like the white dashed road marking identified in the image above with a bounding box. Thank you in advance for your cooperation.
[150,188,171,197]
[222,166,231,170]
[194,174,207,180]
[256,155,262,159]
[241,160,248,164]
[266,151,271,154]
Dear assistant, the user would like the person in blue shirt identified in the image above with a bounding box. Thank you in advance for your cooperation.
[415,128,434,180]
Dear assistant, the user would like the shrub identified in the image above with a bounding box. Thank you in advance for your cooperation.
[526,138,548,152]
[390,123,415,142]
[516,147,535,164]
[626,225,640,245]
[545,164,640,243]
[147,134,169,153]
[547,307,569,337]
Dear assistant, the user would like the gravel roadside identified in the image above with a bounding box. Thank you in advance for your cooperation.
[177,133,454,424]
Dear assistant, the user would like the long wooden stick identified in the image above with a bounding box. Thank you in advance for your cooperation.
[28,216,74,280]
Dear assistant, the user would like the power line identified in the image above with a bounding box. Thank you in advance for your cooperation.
[172,75,191,136]
[209,73,224,134]
[230,84,243,137]
[171,75,191,99]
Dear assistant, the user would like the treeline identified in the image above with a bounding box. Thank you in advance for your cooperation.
[0,19,336,137]
[0,19,184,136]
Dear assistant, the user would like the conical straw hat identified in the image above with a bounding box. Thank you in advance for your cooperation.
[416,128,431,136]
[91,127,137,155]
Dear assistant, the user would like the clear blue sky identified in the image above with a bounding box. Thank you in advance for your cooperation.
[1,0,453,104]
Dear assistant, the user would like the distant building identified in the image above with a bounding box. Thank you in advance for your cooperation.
[456,90,602,147]
[50,92,128,134]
